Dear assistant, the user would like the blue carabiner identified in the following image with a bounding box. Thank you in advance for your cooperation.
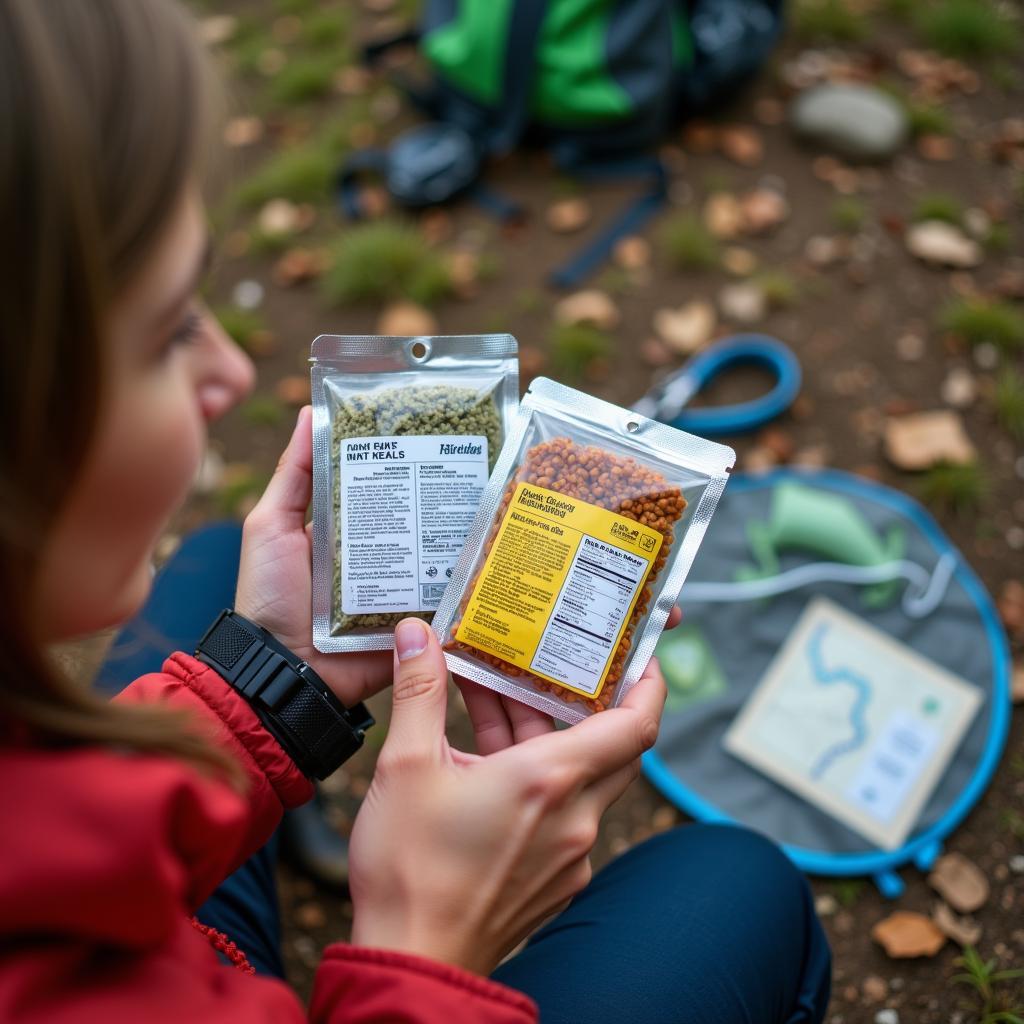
[658,335,802,436]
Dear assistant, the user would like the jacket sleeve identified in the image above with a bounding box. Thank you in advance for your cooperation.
[311,946,539,1024]
[116,651,314,903]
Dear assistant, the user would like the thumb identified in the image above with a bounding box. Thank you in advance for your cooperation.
[386,618,449,761]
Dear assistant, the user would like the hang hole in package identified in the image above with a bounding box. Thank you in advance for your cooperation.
[311,334,519,653]
[433,378,736,724]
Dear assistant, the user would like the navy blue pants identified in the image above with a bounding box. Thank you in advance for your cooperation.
[99,524,831,1022]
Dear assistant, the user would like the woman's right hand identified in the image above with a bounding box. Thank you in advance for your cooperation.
[348,617,666,977]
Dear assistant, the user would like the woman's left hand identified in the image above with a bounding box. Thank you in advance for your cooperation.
[235,406,392,707]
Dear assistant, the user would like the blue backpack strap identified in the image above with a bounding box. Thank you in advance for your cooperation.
[547,150,668,290]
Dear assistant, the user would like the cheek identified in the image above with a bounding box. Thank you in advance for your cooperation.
[35,373,206,640]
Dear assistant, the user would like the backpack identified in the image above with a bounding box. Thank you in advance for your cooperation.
[340,0,784,286]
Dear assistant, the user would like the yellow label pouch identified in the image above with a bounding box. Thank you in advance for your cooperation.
[456,484,664,698]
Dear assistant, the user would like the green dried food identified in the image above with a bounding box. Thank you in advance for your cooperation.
[331,384,503,634]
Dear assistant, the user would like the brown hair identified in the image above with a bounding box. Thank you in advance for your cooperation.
[0,0,242,784]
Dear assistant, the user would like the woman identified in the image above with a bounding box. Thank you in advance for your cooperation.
[0,1,830,1021]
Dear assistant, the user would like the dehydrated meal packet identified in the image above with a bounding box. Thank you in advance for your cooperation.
[311,334,519,652]
[432,377,735,724]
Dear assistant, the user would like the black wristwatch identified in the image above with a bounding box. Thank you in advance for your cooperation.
[195,610,374,780]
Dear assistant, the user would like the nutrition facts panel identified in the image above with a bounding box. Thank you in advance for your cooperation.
[531,534,649,696]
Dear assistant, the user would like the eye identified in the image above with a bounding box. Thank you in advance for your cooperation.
[169,308,204,348]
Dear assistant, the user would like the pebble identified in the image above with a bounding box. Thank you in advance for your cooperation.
[273,247,328,287]
[547,197,591,234]
[232,279,264,311]
[704,193,744,239]
[718,282,766,324]
[805,235,848,268]
[259,198,311,237]
[613,236,652,270]
[917,134,956,161]
[863,976,888,1003]
[200,14,237,46]
[1008,527,1024,551]
[719,125,764,166]
[376,301,439,337]
[896,333,926,362]
[941,368,976,408]
[224,116,264,148]
[905,221,982,269]
[554,289,620,331]
[973,343,999,370]
[640,337,674,367]
[722,247,758,276]
[875,1010,899,1024]
[790,84,908,162]
[653,300,717,355]
[740,188,789,234]
[815,894,838,917]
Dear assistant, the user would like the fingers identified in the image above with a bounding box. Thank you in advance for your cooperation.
[455,679,514,755]
[666,605,682,630]
[249,405,313,531]
[525,658,667,784]
[501,694,556,745]
[384,619,450,763]
[583,758,640,812]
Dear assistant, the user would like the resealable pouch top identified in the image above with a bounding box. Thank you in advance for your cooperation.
[432,377,736,724]
[311,334,519,653]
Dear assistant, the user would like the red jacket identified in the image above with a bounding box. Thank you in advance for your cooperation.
[0,653,538,1024]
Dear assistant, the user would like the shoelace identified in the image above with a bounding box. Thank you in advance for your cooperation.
[190,916,256,974]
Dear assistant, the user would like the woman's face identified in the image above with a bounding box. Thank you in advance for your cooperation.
[33,188,255,641]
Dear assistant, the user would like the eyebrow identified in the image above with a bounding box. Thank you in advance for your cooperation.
[153,236,213,329]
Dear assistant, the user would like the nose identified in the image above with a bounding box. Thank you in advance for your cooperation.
[196,311,256,421]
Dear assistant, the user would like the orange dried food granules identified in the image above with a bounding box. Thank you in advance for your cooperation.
[446,437,687,713]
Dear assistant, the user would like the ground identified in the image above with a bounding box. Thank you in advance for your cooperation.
[177,0,1024,1019]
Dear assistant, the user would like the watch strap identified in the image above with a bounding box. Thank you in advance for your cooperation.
[195,610,374,780]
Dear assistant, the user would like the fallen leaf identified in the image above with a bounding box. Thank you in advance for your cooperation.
[376,301,439,337]
[613,236,652,270]
[719,125,764,166]
[871,911,946,958]
[862,975,888,1004]
[554,290,620,331]
[275,376,311,407]
[546,198,591,234]
[905,221,982,269]
[653,300,716,355]
[928,852,990,913]
[883,410,976,470]
[722,247,758,276]
[917,135,956,161]
[718,281,766,324]
[224,116,264,148]
[259,199,313,237]
[272,248,328,288]
[932,901,983,947]
[640,337,673,367]
[740,189,789,234]
[703,193,744,240]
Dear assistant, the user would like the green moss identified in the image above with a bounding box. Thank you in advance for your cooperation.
[302,10,350,48]
[916,0,1020,59]
[321,220,453,306]
[214,306,266,351]
[548,322,613,383]
[754,270,799,308]
[940,298,1024,352]
[906,100,954,138]
[831,197,867,234]
[918,461,989,516]
[660,212,720,271]
[995,366,1024,441]
[269,58,336,106]
[240,396,286,427]
[792,0,867,42]
[983,221,1012,253]
[236,145,334,208]
[912,192,962,225]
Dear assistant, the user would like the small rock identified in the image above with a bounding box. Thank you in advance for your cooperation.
[872,911,946,958]
[651,806,676,831]
[895,333,925,362]
[259,198,305,237]
[720,125,764,166]
[547,197,591,234]
[200,14,237,46]
[928,852,990,913]
[704,193,744,240]
[805,235,848,268]
[744,446,778,472]
[740,189,789,234]
[905,221,982,269]
[815,894,838,917]
[793,445,829,468]
[376,301,439,337]
[275,375,311,407]
[964,208,992,239]
[790,84,908,162]
[884,410,976,470]
[933,901,983,947]
[973,342,1000,370]
[613,236,652,270]
[1010,853,1024,872]
[874,1010,899,1024]
[224,116,264,148]
[862,976,888,1004]
[447,249,481,298]
[718,282,766,324]
[759,427,795,462]
[941,368,976,408]
[232,280,264,311]
[722,247,758,276]
[653,300,717,355]
[554,289,620,331]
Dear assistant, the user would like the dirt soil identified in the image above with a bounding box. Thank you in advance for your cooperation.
[180,1,1024,1019]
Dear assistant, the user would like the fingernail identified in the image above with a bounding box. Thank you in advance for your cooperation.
[395,618,428,661]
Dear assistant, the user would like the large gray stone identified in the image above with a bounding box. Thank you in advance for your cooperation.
[790,84,908,161]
